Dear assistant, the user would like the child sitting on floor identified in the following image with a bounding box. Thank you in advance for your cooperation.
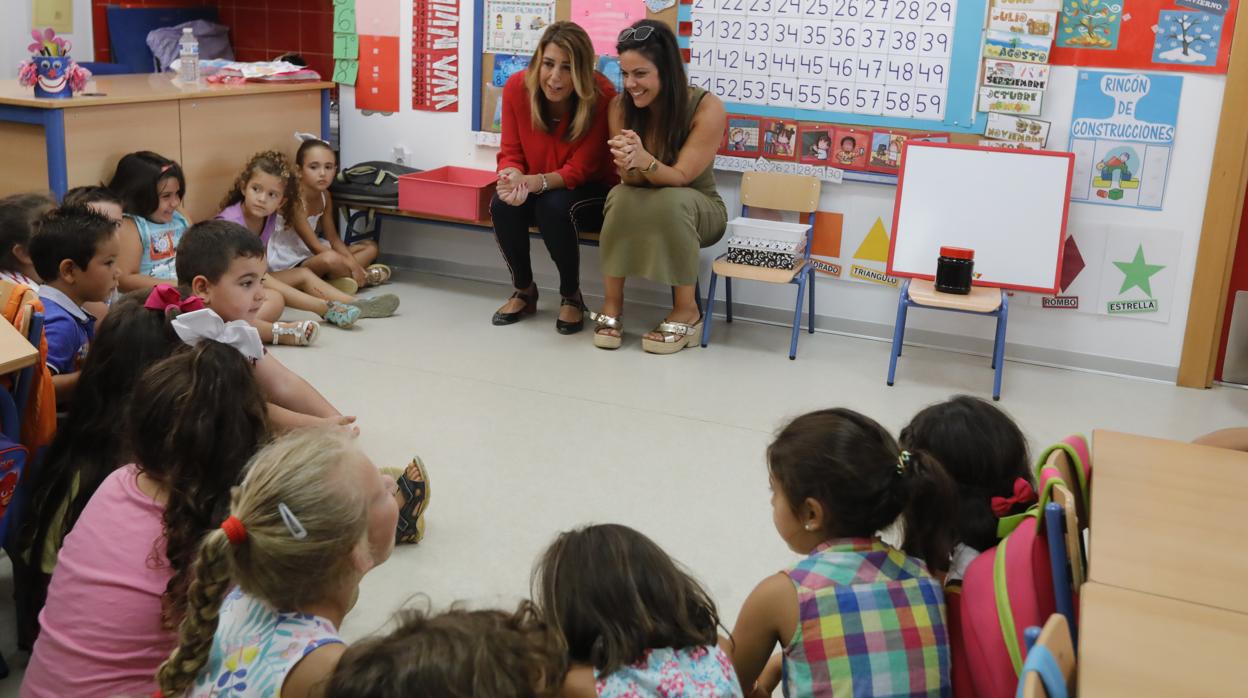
[21,339,268,698]
[156,429,398,698]
[28,205,120,401]
[726,408,956,697]
[63,185,123,224]
[326,602,566,698]
[12,290,184,650]
[217,150,399,328]
[533,523,743,697]
[899,395,1035,583]
[0,192,54,290]
[109,151,193,291]
[176,219,357,430]
[268,137,390,289]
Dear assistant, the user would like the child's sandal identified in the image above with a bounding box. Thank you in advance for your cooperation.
[271,320,320,347]
[328,277,359,295]
[324,301,361,328]
[390,455,431,545]
[352,293,400,318]
[366,264,392,286]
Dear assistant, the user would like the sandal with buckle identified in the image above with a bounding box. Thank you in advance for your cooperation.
[384,455,431,545]
[590,311,623,349]
[365,264,392,286]
[492,286,538,326]
[324,300,361,328]
[556,294,587,335]
[271,320,320,347]
[641,315,703,355]
[352,293,400,318]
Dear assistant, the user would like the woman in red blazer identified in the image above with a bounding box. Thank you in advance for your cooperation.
[492,21,617,334]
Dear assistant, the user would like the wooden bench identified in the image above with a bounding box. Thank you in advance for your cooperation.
[337,204,601,247]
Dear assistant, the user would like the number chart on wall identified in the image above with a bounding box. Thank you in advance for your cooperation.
[683,0,990,132]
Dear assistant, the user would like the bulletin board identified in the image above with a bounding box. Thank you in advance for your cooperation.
[682,0,992,133]
[471,0,680,131]
[888,141,1075,293]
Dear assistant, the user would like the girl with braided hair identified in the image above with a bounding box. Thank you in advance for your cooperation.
[157,428,398,697]
[21,337,268,697]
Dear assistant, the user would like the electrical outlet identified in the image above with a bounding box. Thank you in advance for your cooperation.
[392,146,408,165]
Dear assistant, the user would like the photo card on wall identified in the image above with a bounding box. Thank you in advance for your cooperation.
[799,124,835,165]
[720,115,763,157]
[831,128,871,170]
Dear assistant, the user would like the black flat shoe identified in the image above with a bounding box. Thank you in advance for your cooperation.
[556,294,587,334]
[492,287,538,325]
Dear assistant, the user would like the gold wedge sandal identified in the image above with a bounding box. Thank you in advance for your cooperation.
[641,316,703,355]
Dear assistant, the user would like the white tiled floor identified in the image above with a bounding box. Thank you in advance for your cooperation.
[1,270,1245,691]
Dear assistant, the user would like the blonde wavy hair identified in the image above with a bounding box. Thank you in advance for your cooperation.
[524,21,599,142]
[156,429,369,695]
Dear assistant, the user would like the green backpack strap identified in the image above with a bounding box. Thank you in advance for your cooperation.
[1035,441,1090,515]
[993,474,1067,676]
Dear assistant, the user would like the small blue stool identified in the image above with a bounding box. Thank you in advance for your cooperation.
[887,278,1009,400]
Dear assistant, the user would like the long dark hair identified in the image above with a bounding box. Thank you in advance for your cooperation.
[616,20,688,165]
[108,151,185,219]
[130,340,268,627]
[899,395,1032,552]
[16,291,181,595]
[532,523,721,676]
[768,408,959,573]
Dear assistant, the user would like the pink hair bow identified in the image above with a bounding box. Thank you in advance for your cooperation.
[991,477,1037,517]
[144,284,205,314]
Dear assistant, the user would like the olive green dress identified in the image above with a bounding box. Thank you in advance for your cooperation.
[600,86,727,287]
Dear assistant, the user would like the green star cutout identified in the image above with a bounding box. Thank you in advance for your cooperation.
[1113,244,1165,298]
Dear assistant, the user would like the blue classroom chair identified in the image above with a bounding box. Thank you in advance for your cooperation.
[1017,614,1076,698]
[105,5,219,74]
[887,277,1009,400]
[701,171,822,360]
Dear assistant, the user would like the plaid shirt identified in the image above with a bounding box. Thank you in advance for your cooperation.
[783,537,950,697]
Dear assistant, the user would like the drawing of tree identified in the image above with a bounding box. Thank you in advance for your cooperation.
[1058,0,1121,49]
[1154,10,1221,64]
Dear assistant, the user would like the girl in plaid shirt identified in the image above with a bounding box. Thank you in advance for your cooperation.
[726,408,957,697]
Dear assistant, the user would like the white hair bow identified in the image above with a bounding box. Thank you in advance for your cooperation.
[171,309,264,364]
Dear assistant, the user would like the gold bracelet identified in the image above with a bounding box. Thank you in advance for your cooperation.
[645,157,659,174]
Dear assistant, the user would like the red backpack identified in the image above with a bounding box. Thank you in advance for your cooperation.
[955,476,1065,697]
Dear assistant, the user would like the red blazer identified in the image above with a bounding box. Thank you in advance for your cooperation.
[496,71,618,189]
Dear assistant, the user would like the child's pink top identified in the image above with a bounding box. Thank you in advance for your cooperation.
[21,464,174,698]
[216,202,277,245]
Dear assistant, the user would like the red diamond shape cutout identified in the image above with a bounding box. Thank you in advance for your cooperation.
[1060,235,1085,292]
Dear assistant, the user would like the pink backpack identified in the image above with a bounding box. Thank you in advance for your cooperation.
[1035,434,1091,530]
[956,476,1065,698]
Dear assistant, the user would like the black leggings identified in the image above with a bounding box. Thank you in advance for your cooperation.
[491,184,608,298]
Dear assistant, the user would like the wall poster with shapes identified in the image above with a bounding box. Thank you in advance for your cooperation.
[684,0,990,133]
[1050,0,1238,73]
[721,115,763,156]
[868,131,907,172]
[1068,70,1181,210]
[1033,229,1106,312]
[800,124,835,164]
[485,0,556,54]
[848,216,902,286]
[574,0,646,56]
[1095,225,1181,322]
[761,119,798,160]
[832,127,871,169]
[809,211,845,277]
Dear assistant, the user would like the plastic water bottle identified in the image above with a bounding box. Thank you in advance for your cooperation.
[178,27,200,82]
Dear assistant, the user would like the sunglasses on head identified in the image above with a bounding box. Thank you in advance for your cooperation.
[618,25,655,42]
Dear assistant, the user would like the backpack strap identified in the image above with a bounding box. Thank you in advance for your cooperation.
[1035,438,1091,515]
[992,533,1024,675]
[1013,645,1069,698]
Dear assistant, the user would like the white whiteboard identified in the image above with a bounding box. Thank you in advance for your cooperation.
[888,142,1073,293]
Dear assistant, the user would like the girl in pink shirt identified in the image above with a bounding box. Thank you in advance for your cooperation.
[22,337,268,698]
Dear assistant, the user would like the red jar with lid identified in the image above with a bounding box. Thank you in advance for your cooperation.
[935,246,974,294]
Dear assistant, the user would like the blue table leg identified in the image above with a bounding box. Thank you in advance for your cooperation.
[42,109,67,201]
[992,290,1008,400]
[807,267,815,333]
[790,273,806,360]
[887,282,910,386]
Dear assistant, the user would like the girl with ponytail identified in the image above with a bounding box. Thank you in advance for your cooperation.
[157,428,398,698]
[725,408,956,697]
[22,337,268,698]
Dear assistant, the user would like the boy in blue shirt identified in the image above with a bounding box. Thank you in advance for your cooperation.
[28,205,120,401]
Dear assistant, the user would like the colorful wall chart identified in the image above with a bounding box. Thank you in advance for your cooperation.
[1067,70,1181,210]
[414,0,461,110]
[1050,0,1238,74]
[333,0,360,86]
[356,0,402,113]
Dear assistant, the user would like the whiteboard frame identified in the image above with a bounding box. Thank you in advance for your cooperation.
[887,141,1075,294]
[677,0,989,133]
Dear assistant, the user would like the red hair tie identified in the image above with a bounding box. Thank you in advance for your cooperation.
[144,284,205,314]
[220,515,247,545]
[991,477,1037,516]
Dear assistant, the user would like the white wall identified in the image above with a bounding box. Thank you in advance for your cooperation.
[1,0,95,79]
[340,0,1224,379]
